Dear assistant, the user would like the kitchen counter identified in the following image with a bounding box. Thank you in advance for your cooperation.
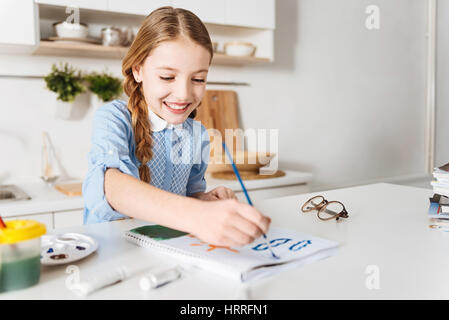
[205,170,313,192]
[0,181,84,218]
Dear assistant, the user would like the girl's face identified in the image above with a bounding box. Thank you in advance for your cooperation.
[132,36,211,124]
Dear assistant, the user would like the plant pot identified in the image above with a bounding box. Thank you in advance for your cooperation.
[89,94,105,109]
[54,93,89,120]
[54,99,73,120]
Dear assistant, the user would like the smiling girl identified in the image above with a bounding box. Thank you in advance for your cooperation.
[82,6,270,247]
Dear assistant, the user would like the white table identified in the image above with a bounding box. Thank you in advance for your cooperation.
[2,183,447,299]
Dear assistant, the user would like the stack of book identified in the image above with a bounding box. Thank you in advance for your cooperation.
[429,162,449,232]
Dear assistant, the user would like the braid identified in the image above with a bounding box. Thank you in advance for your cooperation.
[123,74,153,183]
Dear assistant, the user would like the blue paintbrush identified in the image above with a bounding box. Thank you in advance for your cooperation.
[222,142,280,259]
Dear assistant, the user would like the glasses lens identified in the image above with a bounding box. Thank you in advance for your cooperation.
[302,196,325,212]
[318,201,344,220]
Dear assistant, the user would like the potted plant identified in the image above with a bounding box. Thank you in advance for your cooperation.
[85,71,123,107]
[44,63,85,119]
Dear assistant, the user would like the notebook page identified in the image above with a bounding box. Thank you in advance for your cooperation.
[125,225,338,282]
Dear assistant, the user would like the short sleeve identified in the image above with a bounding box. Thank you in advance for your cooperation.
[186,121,210,196]
[82,101,139,224]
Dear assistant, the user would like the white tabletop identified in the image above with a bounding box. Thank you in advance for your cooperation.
[2,182,446,300]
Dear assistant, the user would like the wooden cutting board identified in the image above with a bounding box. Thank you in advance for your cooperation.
[195,90,243,154]
[211,170,286,180]
[195,90,243,164]
[55,183,82,196]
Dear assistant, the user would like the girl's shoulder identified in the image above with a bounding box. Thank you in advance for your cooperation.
[93,99,132,125]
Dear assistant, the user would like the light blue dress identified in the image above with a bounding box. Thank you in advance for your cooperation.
[82,99,210,224]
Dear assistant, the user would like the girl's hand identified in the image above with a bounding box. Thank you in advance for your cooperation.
[194,186,238,201]
[190,199,271,247]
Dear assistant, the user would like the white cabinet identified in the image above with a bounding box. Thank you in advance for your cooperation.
[53,209,84,229]
[35,0,108,11]
[225,0,275,29]
[171,0,226,25]
[3,213,54,231]
[3,210,84,230]
[0,0,38,50]
[107,0,170,16]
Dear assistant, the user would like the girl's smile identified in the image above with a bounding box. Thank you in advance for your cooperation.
[163,101,192,114]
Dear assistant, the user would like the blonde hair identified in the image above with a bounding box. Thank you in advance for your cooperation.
[122,6,213,183]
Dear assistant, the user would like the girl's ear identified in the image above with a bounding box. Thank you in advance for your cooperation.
[132,65,142,83]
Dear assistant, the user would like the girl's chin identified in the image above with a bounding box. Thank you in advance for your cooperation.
[163,111,190,124]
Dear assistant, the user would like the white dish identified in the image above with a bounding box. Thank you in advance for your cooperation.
[41,233,98,266]
[224,42,256,57]
[54,21,88,39]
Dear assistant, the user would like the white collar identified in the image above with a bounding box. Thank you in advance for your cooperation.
[148,108,183,132]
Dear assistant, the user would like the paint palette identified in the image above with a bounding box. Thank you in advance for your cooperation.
[40,233,98,266]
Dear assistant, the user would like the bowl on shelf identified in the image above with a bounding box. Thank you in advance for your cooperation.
[53,21,88,39]
[207,151,276,173]
[224,42,257,57]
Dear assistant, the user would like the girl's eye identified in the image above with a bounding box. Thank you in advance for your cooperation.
[159,76,205,83]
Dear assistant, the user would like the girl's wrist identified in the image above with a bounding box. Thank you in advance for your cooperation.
[181,196,208,235]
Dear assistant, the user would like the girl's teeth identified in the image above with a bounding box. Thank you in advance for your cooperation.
[165,102,189,110]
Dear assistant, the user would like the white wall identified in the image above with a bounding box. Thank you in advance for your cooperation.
[436,0,449,167]
[0,0,428,191]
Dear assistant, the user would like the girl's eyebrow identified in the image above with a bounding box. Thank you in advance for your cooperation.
[156,66,208,73]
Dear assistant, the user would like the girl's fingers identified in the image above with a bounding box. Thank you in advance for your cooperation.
[224,225,256,246]
[229,212,264,241]
[235,203,271,234]
[227,188,238,200]
[214,187,231,199]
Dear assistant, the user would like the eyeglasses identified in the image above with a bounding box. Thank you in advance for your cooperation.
[301,195,349,221]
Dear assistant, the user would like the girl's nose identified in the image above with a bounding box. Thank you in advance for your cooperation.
[174,80,192,101]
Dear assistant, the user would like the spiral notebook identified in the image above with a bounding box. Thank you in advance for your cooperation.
[123,224,338,282]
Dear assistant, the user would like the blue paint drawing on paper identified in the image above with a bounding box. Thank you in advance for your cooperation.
[252,238,312,252]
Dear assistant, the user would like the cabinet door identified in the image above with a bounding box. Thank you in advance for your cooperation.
[225,0,275,29]
[3,213,54,231]
[35,0,108,11]
[0,0,38,46]
[107,0,170,16]
[53,209,84,229]
[171,0,225,25]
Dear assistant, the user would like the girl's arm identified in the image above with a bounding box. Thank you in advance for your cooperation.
[104,168,271,247]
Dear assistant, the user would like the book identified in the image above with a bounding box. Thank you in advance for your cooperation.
[123,224,338,282]
[431,187,449,198]
[428,201,449,219]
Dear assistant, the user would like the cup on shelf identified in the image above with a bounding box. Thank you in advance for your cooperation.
[224,42,257,57]
[119,27,134,47]
[212,41,219,53]
[101,27,122,46]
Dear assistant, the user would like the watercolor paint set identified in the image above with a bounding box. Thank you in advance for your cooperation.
[40,233,98,265]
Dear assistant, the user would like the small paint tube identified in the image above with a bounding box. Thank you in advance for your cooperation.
[139,266,181,291]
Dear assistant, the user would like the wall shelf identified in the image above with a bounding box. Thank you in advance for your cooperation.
[32,40,271,65]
